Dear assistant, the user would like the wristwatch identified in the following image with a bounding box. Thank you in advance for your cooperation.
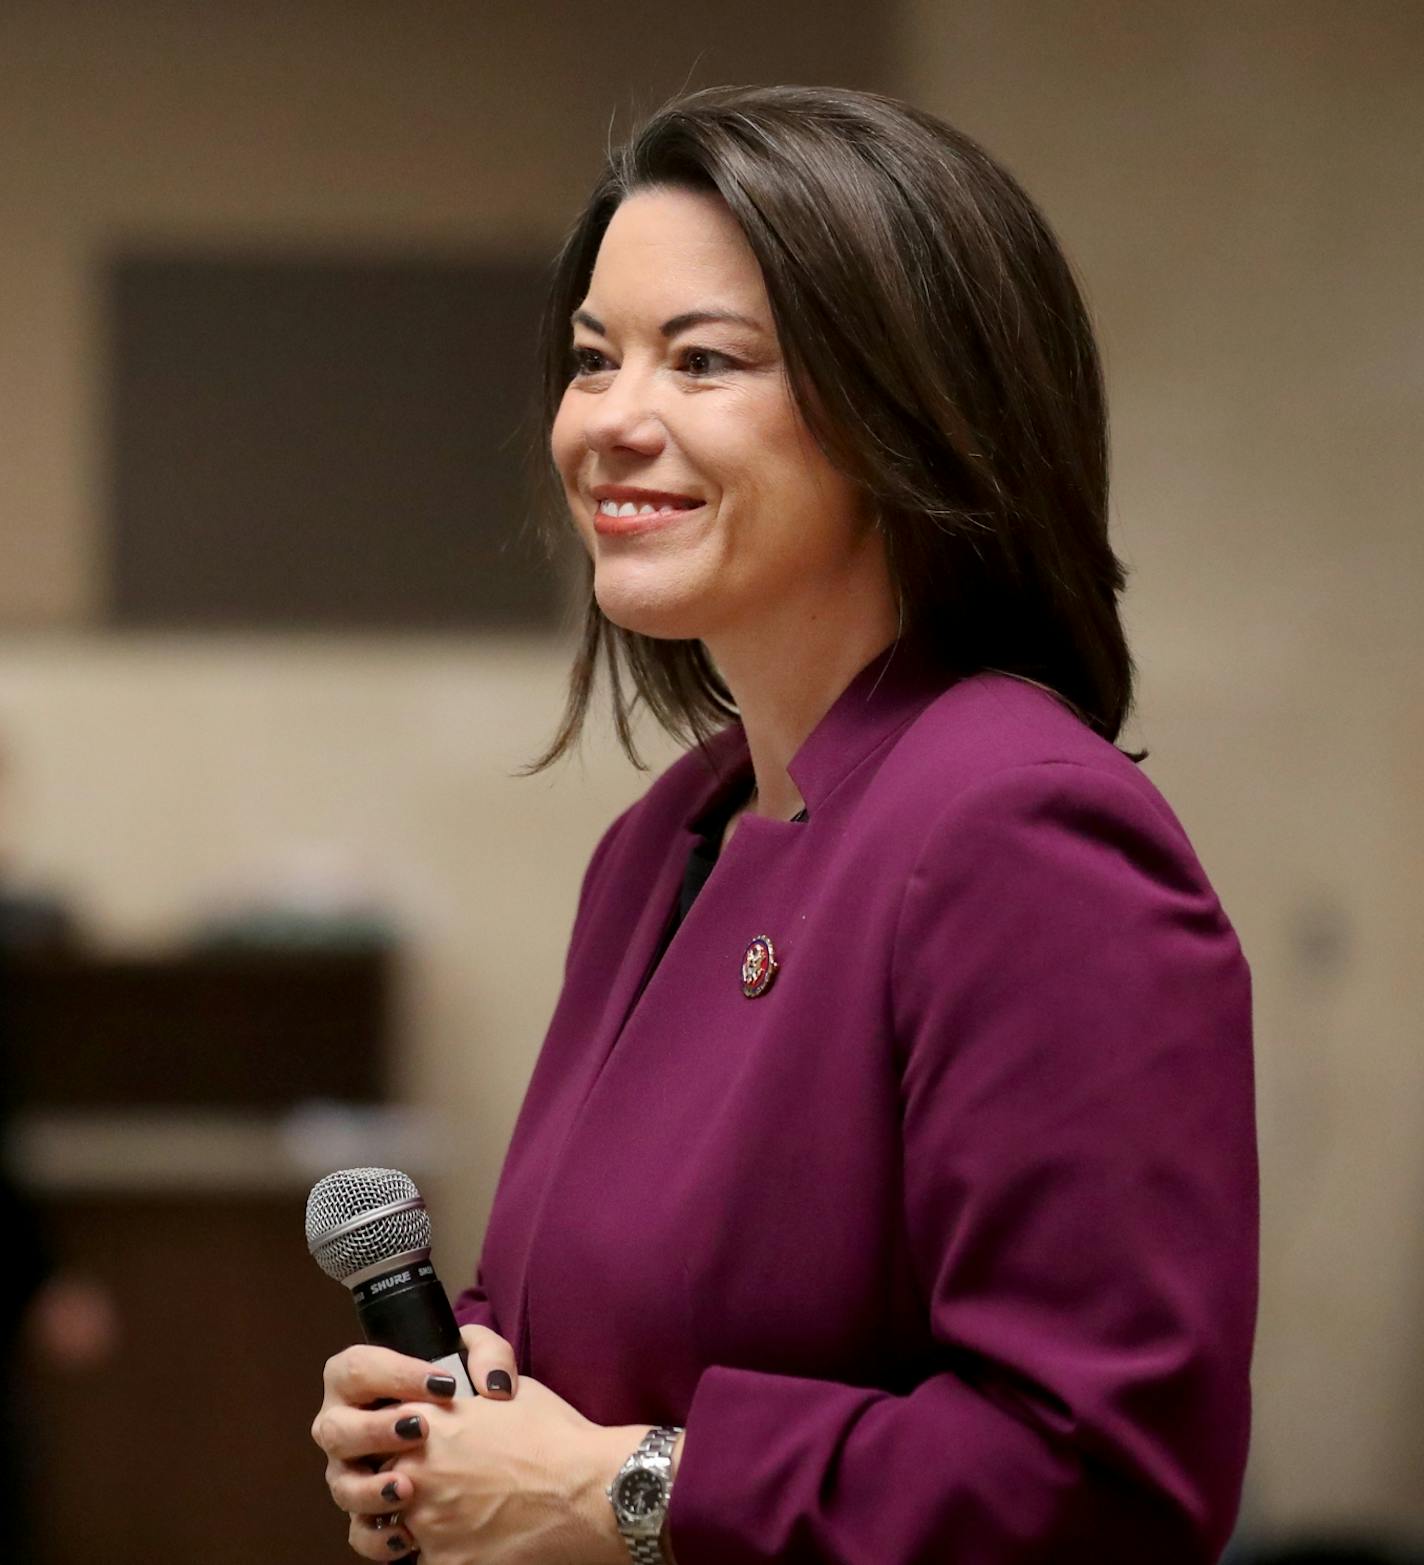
[606,1424,683,1563]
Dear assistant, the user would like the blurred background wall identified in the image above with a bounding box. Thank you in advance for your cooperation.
[0,1,1419,1559]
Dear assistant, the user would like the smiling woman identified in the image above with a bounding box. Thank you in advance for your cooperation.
[311,85,1257,1565]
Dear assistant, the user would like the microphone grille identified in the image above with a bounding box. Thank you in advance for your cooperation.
[305,1166,432,1284]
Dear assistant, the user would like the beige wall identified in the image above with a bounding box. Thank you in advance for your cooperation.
[900,0,1424,1538]
[2,0,1422,1543]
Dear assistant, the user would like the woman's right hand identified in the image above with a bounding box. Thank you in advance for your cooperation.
[312,1326,520,1559]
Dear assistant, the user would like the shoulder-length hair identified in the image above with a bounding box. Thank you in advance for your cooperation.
[525,84,1138,772]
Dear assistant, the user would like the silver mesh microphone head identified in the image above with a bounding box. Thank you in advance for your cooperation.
[305,1167,432,1287]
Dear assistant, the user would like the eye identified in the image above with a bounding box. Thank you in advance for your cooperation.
[569,345,611,378]
[679,346,737,378]
[567,343,737,380]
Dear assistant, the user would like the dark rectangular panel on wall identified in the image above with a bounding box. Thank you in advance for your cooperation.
[106,254,562,630]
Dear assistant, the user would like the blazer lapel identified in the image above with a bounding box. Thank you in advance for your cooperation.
[583,732,752,1086]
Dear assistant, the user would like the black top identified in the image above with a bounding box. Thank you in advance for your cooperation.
[678,778,811,924]
[645,775,807,982]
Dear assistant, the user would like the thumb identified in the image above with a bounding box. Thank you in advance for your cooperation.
[459,1322,519,1400]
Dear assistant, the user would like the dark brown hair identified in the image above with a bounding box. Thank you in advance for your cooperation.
[526,84,1138,771]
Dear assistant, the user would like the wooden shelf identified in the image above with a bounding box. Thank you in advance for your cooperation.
[2,944,392,1109]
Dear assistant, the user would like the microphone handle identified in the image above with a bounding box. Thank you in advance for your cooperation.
[353,1260,477,1397]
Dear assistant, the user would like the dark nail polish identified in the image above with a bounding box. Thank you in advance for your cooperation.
[485,1370,512,1395]
[425,1372,457,1396]
[387,1537,408,1554]
[394,1415,423,1440]
[381,1481,400,1503]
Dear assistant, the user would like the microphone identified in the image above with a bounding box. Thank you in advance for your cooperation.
[305,1166,477,1397]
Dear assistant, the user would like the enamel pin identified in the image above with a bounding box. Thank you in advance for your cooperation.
[740,934,779,998]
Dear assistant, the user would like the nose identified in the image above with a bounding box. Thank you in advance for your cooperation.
[581,361,666,459]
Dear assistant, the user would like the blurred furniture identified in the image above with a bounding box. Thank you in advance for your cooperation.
[5,944,397,1565]
[7,945,387,1109]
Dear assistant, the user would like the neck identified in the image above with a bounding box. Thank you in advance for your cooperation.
[704,600,901,824]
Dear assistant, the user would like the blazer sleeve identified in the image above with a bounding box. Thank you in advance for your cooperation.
[667,761,1258,1565]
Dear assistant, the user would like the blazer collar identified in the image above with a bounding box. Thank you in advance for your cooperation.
[685,638,953,828]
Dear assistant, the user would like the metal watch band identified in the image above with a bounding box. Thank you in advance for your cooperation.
[613,1425,683,1565]
[641,1425,680,1463]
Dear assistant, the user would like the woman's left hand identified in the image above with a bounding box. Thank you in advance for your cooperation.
[389,1351,639,1565]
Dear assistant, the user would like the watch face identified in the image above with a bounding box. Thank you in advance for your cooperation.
[614,1468,666,1521]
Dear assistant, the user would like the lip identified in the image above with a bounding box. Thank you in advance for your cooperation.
[590,484,702,506]
[588,483,706,538]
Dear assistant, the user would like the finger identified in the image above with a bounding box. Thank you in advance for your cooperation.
[348,1510,417,1560]
[329,1467,413,1519]
[459,1322,519,1400]
[313,1404,431,1463]
[323,1342,464,1409]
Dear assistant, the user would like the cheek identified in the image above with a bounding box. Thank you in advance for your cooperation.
[549,399,596,555]
[738,390,823,495]
[550,394,585,472]
[550,394,583,489]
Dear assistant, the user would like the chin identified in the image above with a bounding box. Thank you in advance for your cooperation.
[594,584,708,643]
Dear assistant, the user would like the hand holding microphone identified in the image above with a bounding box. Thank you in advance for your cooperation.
[306,1167,520,1560]
[306,1166,497,1396]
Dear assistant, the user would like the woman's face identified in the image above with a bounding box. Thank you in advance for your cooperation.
[551,185,885,649]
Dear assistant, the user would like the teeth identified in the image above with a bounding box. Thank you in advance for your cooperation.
[595,496,699,516]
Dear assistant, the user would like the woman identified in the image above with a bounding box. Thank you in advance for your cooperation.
[313,85,1257,1565]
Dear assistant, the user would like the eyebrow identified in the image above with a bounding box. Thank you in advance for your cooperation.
[571,307,768,338]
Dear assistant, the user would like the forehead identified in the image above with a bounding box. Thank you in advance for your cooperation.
[581,187,769,319]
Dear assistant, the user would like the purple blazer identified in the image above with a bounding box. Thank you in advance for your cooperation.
[456,642,1258,1565]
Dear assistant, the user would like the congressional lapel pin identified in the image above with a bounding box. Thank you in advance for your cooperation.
[740,934,779,998]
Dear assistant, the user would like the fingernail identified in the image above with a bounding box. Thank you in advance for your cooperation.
[387,1538,409,1554]
[425,1372,457,1396]
[394,1415,424,1440]
[485,1370,512,1395]
[381,1481,400,1503]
